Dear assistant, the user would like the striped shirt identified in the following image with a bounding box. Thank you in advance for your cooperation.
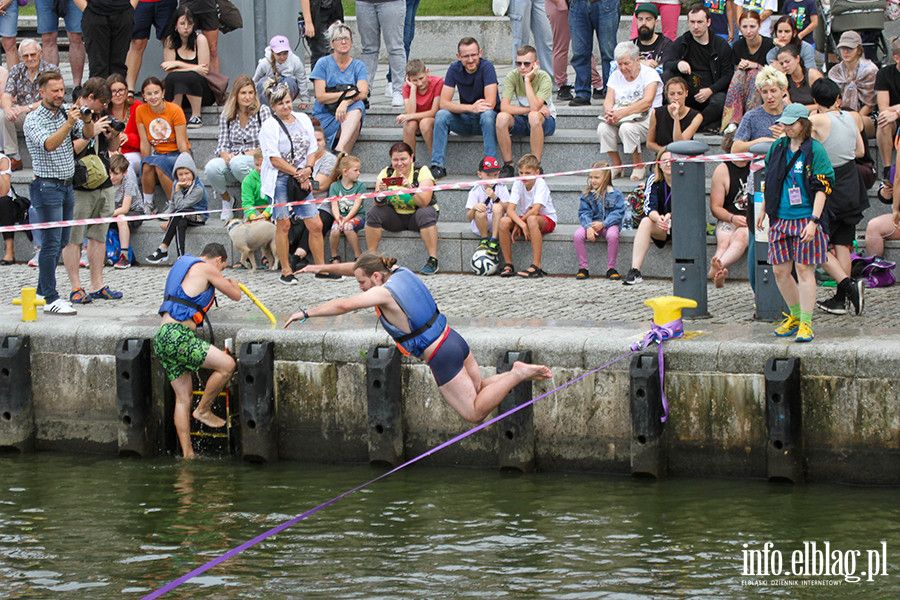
[24,104,86,180]
[213,105,272,157]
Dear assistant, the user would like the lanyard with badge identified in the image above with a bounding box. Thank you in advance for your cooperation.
[786,149,803,206]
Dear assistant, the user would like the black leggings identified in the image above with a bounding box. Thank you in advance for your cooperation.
[161,215,200,256]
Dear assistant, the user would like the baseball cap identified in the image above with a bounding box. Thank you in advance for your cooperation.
[837,31,862,50]
[269,35,291,54]
[775,103,810,125]
[480,156,501,172]
[635,3,659,18]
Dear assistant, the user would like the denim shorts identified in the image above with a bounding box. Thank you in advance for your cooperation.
[271,173,318,220]
[36,0,82,34]
[509,114,556,137]
[0,1,18,38]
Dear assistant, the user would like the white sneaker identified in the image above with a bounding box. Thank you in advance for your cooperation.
[391,91,404,107]
[80,249,88,267]
[43,298,77,315]
[220,198,234,221]
[385,84,393,98]
[28,248,40,267]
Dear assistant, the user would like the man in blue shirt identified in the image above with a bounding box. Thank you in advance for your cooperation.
[429,38,498,180]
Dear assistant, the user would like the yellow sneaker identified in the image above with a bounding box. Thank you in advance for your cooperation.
[795,322,814,342]
[774,313,800,337]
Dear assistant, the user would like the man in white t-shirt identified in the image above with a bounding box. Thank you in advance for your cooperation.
[497,154,558,278]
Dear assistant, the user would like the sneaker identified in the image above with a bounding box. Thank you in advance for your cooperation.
[816,295,847,315]
[280,273,298,285]
[315,272,342,280]
[89,285,123,300]
[486,240,500,257]
[220,196,235,221]
[569,95,591,107]
[622,268,642,285]
[795,322,815,343]
[849,278,865,316]
[774,313,800,337]
[70,287,93,304]
[429,165,447,180]
[477,239,490,252]
[557,85,574,101]
[113,254,131,269]
[27,248,40,267]
[723,123,738,136]
[391,91,404,107]
[606,268,621,280]
[79,249,88,267]
[187,115,202,128]
[43,298,77,315]
[499,163,515,179]
[385,84,393,98]
[420,256,439,275]
[576,268,589,280]
[146,248,168,264]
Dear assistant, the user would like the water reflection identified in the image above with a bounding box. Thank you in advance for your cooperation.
[0,454,898,599]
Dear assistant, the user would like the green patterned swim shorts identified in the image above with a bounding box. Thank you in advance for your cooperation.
[153,322,211,381]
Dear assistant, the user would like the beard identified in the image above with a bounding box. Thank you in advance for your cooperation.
[638,26,654,41]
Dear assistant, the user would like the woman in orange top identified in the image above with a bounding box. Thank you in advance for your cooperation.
[135,76,192,211]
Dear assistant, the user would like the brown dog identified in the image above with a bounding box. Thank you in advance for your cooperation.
[226,218,279,272]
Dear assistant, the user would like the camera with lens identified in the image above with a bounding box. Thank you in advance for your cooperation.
[79,107,92,118]
[108,117,126,133]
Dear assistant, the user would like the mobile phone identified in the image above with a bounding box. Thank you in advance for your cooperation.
[311,180,320,191]
[382,176,404,187]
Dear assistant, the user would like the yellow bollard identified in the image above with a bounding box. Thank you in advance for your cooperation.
[644,296,697,327]
[12,287,46,322]
[238,283,276,324]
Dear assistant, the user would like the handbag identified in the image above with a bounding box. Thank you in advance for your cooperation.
[217,0,243,34]
[851,254,896,288]
[324,84,360,115]
[203,71,230,106]
[273,115,308,202]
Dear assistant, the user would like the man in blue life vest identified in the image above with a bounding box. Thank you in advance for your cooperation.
[286,253,553,423]
[154,242,242,458]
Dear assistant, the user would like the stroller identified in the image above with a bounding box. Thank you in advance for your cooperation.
[813,0,890,70]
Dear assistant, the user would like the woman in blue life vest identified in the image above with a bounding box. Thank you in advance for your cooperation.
[285,253,553,423]
[154,243,242,458]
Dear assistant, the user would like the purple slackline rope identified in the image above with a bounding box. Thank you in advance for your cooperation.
[141,349,639,600]
[629,318,684,423]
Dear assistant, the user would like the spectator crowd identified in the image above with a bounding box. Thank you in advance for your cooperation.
[0,0,897,344]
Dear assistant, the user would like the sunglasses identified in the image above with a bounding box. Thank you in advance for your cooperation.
[515,61,533,67]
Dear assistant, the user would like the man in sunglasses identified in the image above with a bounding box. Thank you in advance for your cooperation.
[495,44,556,178]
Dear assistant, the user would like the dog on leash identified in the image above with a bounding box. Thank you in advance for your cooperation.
[226,218,279,272]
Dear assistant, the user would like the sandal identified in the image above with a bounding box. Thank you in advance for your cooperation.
[330,255,341,264]
[260,255,270,269]
[499,264,515,277]
[517,264,544,278]
[232,262,246,270]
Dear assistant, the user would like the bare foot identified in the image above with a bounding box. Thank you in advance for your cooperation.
[512,361,553,381]
[714,267,728,288]
[192,409,226,428]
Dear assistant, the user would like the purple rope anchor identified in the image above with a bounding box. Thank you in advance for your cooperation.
[630,318,684,423]
[142,349,640,600]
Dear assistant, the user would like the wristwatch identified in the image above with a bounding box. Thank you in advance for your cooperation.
[810,215,820,224]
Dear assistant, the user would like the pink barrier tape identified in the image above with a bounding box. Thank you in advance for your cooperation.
[0,153,760,234]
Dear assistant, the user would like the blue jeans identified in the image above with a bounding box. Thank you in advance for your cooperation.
[30,179,75,304]
[431,110,498,169]
[568,0,619,99]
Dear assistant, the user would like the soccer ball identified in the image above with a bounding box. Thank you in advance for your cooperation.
[471,249,499,276]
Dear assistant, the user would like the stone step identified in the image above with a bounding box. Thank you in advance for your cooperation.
[362,105,604,130]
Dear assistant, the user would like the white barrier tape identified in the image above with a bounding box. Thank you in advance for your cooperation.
[0,152,762,234]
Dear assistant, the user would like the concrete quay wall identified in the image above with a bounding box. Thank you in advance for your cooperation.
[3,318,900,485]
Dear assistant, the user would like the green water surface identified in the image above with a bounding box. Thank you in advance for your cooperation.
[1,453,898,599]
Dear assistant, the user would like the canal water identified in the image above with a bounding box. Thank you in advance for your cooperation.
[1,453,898,599]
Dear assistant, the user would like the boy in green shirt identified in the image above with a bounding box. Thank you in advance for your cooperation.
[495,45,557,178]
[241,149,268,219]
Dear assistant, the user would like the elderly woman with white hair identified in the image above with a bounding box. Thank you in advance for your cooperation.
[310,22,369,153]
[597,41,662,181]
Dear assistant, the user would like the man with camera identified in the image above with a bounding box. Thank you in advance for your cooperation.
[23,72,98,314]
[60,76,123,306]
